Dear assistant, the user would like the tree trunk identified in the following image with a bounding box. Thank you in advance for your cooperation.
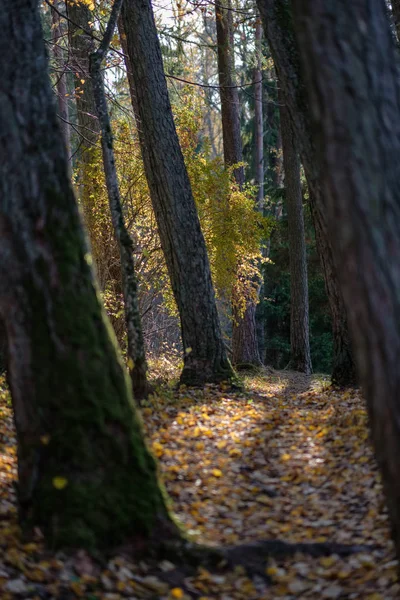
[254,14,266,361]
[120,0,233,385]
[254,16,264,209]
[0,0,175,550]
[293,0,400,558]
[392,0,400,42]
[67,0,110,289]
[90,0,150,401]
[215,0,245,187]
[50,1,71,160]
[278,85,312,374]
[215,0,262,367]
[257,0,356,385]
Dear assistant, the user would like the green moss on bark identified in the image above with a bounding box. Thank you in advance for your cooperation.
[13,187,176,550]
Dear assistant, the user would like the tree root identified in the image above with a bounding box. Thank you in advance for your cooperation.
[160,537,380,576]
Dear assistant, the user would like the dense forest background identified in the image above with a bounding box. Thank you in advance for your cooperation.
[43,0,332,375]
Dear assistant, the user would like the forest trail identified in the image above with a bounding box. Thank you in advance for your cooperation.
[0,371,397,599]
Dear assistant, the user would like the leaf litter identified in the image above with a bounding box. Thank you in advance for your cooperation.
[0,371,397,598]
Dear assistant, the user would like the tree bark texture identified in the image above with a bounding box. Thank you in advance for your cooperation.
[67,0,114,290]
[254,14,266,361]
[120,0,233,385]
[391,0,400,42]
[278,85,312,374]
[0,0,174,549]
[254,15,264,209]
[215,0,245,187]
[257,0,356,385]
[215,0,262,367]
[90,0,150,401]
[51,1,71,160]
[293,0,400,558]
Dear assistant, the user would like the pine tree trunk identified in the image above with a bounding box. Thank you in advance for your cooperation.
[279,85,312,374]
[392,0,400,42]
[51,1,71,160]
[254,16,264,210]
[292,0,400,562]
[215,0,262,367]
[90,1,150,401]
[67,1,110,289]
[257,0,356,386]
[120,0,233,385]
[0,0,175,550]
[254,14,266,361]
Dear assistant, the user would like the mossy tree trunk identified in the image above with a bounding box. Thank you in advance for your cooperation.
[215,0,262,368]
[257,0,356,386]
[0,0,175,550]
[89,0,150,401]
[120,0,234,385]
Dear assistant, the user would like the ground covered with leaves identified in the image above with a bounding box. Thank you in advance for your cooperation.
[0,371,398,598]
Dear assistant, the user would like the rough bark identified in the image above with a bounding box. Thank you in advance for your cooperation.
[90,0,150,401]
[254,14,266,361]
[215,0,245,187]
[0,0,175,550]
[120,0,233,385]
[257,0,356,385]
[254,16,264,210]
[51,1,71,160]
[67,1,99,146]
[278,85,311,374]
[392,0,400,42]
[67,0,110,288]
[215,0,262,367]
[292,0,400,559]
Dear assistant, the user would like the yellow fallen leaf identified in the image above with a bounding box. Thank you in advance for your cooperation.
[211,468,222,477]
[52,476,68,490]
[170,588,184,599]
[256,494,273,505]
[229,448,242,457]
[152,442,164,457]
[320,556,337,568]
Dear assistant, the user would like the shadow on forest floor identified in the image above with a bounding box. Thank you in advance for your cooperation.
[0,371,397,598]
[141,368,398,597]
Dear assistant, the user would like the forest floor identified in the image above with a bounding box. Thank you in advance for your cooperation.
[0,369,398,599]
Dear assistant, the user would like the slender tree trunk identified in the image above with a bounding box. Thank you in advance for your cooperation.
[278,85,311,374]
[51,1,71,160]
[293,0,400,562]
[254,16,264,210]
[120,0,233,385]
[215,0,245,187]
[90,0,150,401]
[0,0,176,550]
[67,0,111,289]
[257,0,356,385]
[254,13,266,362]
[215,0,262,367]
[392,0,400,42]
